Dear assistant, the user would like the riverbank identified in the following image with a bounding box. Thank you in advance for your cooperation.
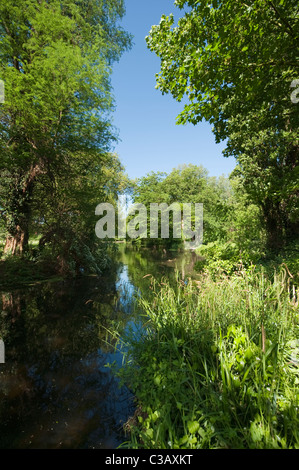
[116,266,299,449]
[0,257,63,290]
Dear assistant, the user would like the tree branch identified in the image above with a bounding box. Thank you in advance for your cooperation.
[268,1,296,38]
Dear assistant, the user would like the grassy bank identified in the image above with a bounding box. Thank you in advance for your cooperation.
[116,266,299,449]
[0,234,110,289]
[0,256,63,290]
[0,236,59,289]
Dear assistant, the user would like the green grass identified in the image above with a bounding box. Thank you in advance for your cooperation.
[115,266,299,449]
[0,235,66,288]
[0,235,60,289]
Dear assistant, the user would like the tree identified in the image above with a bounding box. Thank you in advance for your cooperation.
[146,0,299,252]
[132,164,233,248]
[0,0,131,255]
[32,151,129,275]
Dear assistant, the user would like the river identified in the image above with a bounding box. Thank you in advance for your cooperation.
[0,245,200,449]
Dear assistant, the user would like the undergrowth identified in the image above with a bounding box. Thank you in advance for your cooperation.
[114,266,299,449]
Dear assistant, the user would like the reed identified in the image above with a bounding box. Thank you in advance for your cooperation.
[117,266,299,449]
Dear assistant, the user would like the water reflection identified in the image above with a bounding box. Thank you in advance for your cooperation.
[0,262,137,449]
[0,245,201,449]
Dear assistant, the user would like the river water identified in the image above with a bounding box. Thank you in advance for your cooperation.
[0,245,200,449]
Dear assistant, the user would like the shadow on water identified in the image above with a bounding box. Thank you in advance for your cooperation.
[0,244,201,449]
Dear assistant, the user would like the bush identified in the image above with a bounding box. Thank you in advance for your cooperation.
[195,241,249,276]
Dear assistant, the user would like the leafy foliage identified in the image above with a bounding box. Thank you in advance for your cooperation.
[132,164,233,248]
[146,0,299,251]
[0,0,132,260]
[116,268,299,449]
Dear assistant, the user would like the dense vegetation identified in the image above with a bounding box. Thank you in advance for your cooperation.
[147,0,299,253]
[0,0,131,279]
[115,160,299,449]
[112,0,299,450]
[116,268,299,449]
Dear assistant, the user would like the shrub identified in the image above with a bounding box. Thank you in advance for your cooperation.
[195,241,248,276]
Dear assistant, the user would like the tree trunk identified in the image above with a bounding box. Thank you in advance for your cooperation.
[3,224,29,256]
[262,199,284,253]
[2,163,42,256]
[2,292,22,321]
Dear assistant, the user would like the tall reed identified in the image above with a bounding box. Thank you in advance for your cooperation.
[117,266,299,449]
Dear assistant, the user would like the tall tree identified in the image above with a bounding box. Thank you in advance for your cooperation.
[32,150,129,275]
[146,0,299,252]
[0,0,131,255]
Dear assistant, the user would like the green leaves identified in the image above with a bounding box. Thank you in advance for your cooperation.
[132,163,233,248]
[147,0,299,252]
[0,0,131,256]
[115,266,299,449]
[187,420,200,435]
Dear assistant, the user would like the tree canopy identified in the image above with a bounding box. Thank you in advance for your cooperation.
[146,0,299,251]
[0,0,132,263]
[132,164,234,248]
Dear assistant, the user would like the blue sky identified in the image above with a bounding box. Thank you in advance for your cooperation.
[110,0,236,181]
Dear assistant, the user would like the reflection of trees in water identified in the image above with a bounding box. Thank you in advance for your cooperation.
[115,245,172,297]
[116,244,200,294]
[0,269,135,449]
[0,247,200,448]
[1,292,23,321]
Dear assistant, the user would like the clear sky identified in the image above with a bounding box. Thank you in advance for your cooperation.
[110,0,236,181]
